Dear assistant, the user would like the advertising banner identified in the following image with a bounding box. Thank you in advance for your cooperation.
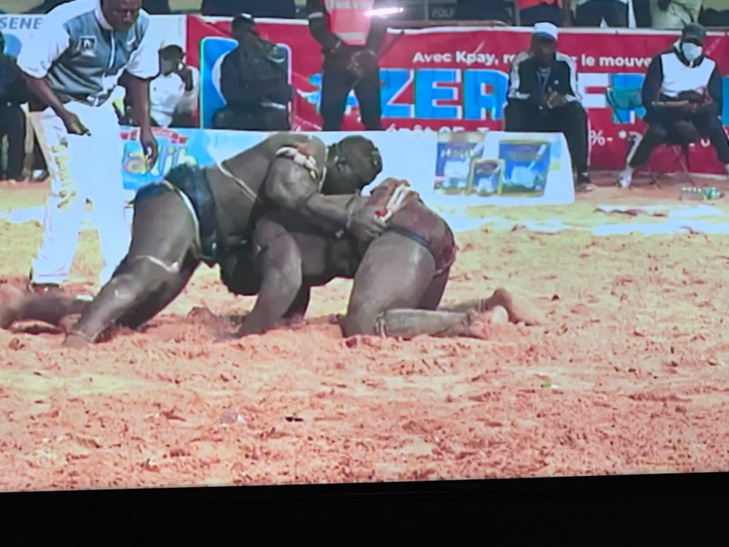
[120,126,574,208]
[186,16,729,174]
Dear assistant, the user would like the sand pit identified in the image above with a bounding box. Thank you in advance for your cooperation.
[1,173,729,492]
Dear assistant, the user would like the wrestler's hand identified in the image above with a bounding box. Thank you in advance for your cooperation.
[140,127,158,170]
[349,204,388,242]
[60,110,90,136]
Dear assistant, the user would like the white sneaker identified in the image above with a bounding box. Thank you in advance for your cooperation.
[617,170,632,188]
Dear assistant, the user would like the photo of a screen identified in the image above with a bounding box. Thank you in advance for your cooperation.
[0,5,728,497]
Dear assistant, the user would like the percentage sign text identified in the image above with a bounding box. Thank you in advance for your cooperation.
[589,129,607,146]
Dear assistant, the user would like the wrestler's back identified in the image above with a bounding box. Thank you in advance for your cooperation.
[205,133,328,247]
[368,181,457,273]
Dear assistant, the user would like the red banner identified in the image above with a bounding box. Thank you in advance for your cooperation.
[187,16,729,174]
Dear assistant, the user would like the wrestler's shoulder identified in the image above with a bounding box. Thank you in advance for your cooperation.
[266,132,326,149]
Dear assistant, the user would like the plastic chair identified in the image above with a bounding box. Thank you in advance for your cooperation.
[605,87,695,187]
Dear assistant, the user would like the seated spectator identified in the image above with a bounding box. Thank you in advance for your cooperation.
[573,0,630,26]
[0,31,29,182]
[142,0,171,14]
[213,14,293,131]
[455,0,513,23]
[617,23,729,188]
[148,38,200,128]
[517,0,567,26]
[651,0,702,28]
[504,23,593,192]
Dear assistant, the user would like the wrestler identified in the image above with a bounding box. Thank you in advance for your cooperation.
[218,176,540,339]
[0,178,540,342]
[0,132,385,347]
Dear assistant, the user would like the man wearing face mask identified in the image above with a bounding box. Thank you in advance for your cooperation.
[617,23,729,188]
[504,22,593,192]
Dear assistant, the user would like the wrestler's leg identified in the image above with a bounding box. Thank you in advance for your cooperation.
[340,231,437,337]
[0,291,89,330]
[234,218,304,337]
[64,190,200,347]
[416,269,450,311]
[441,287,539,325]
[283,286,311,322]
[342,232,537,338]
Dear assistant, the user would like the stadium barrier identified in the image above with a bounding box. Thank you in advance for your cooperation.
[120,126,575,210]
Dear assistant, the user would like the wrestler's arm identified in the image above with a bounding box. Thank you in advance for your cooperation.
[264,138,356,230]
[263,136,386,240]
[264,160,355,231]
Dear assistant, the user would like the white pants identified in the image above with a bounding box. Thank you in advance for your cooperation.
[29,100,131,288]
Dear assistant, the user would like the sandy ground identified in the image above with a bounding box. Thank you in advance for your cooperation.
[1,172,729,493]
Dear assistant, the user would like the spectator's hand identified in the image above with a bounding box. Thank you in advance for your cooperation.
[657,0,671,10]
[140,127,158,170]
[175,65,194,89]
[546,91,567,109]
[60,110,90,136]
[347,49,377,78]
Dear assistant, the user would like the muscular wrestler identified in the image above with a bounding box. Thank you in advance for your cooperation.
[0,178,539,342]
[218,177,539,339]
[0,132,386,347]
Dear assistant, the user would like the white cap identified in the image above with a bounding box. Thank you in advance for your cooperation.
[532,22,558,41]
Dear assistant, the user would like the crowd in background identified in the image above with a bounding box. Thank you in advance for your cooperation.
[1,0,728,192]
[2,0,729,28]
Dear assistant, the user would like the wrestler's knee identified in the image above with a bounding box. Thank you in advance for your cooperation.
[103,259,171,304]
[341,304,382,337]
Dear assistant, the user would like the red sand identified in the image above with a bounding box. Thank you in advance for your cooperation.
[1,173,729,493]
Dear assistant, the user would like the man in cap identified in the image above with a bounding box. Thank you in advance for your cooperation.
[146,37,199,127]
[617,23,729,188]
[504,22,593,192]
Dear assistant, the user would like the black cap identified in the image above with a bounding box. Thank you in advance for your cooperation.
[231,12,255,33]
[233,12,254,25]
[682,23,706,45]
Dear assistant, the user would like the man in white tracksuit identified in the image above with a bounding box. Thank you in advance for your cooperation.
[17,0,159,295]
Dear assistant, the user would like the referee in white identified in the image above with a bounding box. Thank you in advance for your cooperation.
[17,0,159,295]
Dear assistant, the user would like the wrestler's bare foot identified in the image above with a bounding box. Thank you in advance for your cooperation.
[473,288,541,326]
[0,284,26,329]
[63,332,92,349]
[465,306,510,339]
